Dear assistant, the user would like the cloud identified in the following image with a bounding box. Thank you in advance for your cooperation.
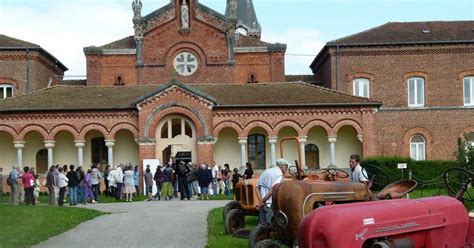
[262,29,325,75]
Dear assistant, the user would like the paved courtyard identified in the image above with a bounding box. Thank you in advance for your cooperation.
[34,199,227,248]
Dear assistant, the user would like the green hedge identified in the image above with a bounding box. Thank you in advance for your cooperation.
[361,157,460,188]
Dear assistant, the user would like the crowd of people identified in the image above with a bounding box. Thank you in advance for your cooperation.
[6,160,256,205]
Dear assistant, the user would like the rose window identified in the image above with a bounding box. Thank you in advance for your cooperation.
[173,52,198,76]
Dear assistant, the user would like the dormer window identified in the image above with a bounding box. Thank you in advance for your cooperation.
[0,84,13,99]
[353,78,370,98]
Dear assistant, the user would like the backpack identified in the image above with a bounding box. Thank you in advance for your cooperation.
[6,171,15,186]
[178,164,188,177]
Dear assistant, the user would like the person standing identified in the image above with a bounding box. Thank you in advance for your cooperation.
[123,165,136,202]
[144,168,153,201]
[107,166,117,198]
[90,164,101,202]
[8,165,21,205]
[76,166,85,203]
[57,167,69,207]
[46,166,56,205]
[211,161,220,196]
[177,161,190,200]
[161,163,174,201]
[349,154,369,185]
[115,165,124,200]
[67,165,79,206]
[103,165,110,197]
[82,169,96,204]
[222,164,231,197]
[231,168,241,194]
[243,162,254,180]
[153,166,164,200]
[21,166,36,206]
[197,164,212,200]
[133,165,139,196]
[256,159,288,226]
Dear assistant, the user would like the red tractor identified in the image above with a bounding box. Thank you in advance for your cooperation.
[297,167,474,248]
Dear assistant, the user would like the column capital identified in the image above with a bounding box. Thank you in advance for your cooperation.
[357,134,363,143]
[238,137,248,144]
[44,141,56,148]
[14,141,25,149]
[298,136,308,143]
[74,140,85,148]
[105,139,115,147]
[327,135,337,143]
[268,137,278,144]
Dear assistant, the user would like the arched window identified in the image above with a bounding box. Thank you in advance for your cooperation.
[248,134,266,169]
[0,84,13,99]
[410,134,426,161]
[160,117,194,139]
[408,77,425,107]
[305,144,320,169]
[353,78,370,98]
[91,137,108,164]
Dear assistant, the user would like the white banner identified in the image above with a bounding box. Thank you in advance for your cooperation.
[143,159,160,196]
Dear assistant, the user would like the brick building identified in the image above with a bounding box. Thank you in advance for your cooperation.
[0,0,377,182]
[311,21,474,161]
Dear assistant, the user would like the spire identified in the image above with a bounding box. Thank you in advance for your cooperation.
[236,0,261,39]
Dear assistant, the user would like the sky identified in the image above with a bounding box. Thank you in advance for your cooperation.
[0,0,473,77]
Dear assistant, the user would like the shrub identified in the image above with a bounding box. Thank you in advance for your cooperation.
[361,157,460,189]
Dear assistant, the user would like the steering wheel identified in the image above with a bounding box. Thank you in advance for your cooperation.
[320,168,349,179]
[444,167,474,202]
[362,164,390,191]
[287,165,300,177]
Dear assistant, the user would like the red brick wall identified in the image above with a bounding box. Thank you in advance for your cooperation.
[86,55,137,86]
[0,50,64,95]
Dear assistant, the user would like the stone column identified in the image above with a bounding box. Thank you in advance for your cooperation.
[299,136,307,169]
[328,136,337,166]
[44,141,55,168]
[268,137,278,167]
[75,140,85,167]
[238,137,248,168]
[105,140,115,167]
[14,141,25,167]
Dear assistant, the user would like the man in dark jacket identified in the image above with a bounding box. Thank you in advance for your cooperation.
[177,161,191,200]
[46,167,56,205]
[66,164,79,205]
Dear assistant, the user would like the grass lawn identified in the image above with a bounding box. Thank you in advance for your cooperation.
[207,207,258,248]
[0,204,102,248]
[0,193,148,204]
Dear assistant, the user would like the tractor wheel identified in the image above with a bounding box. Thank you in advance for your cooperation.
[224,209,245,234]
[255,239,281,248]
[249,225,271,248]
[223,200,238,220]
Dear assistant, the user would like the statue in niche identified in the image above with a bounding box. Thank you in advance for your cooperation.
[181,0,189,29]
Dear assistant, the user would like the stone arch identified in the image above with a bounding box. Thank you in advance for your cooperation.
[303,119,332,136]
[271,120,303,137]
[332,119,363,137]
[78,123,109,140]
[0,124,18,138]
[213,121,243,137]
[403,71,429,81]
[457,70,474,80]
[145,104,208,139]
[109,122,139,140]
[243,121,272,137]
[47,124,80,140]
[18,125,48,141]
[402,127,433,159]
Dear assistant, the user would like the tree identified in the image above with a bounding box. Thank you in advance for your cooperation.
[455,135,474,169]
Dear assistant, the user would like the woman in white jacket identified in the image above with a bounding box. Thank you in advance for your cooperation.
[57,167,69,207]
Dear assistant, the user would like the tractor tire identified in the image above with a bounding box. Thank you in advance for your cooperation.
[255,239,281,248]
[224,209,245,235]
[223,200,238,220]
[248,225,271,248]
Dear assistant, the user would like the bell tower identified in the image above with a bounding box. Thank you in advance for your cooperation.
[235,0,262,39]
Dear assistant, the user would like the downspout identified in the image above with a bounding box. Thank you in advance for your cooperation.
[335,45,339,91]
[26,48,31,93]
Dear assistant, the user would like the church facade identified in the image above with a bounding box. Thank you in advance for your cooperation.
[0,0,377,179]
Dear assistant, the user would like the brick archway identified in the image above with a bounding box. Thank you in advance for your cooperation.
[459,126,474,139]
[332,119,363,137]
[78,123,109,140]
[47,124,80,140]
[303,119,332,136]
[243,121,272,137]
[18,124,48,140]
[144,104,208,139]
[0,124,18,139]
[271,120,303,137]
[213,121,243,137]
[109,122,139,140]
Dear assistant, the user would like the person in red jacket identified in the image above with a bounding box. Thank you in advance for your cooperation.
[21,166,36,206]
